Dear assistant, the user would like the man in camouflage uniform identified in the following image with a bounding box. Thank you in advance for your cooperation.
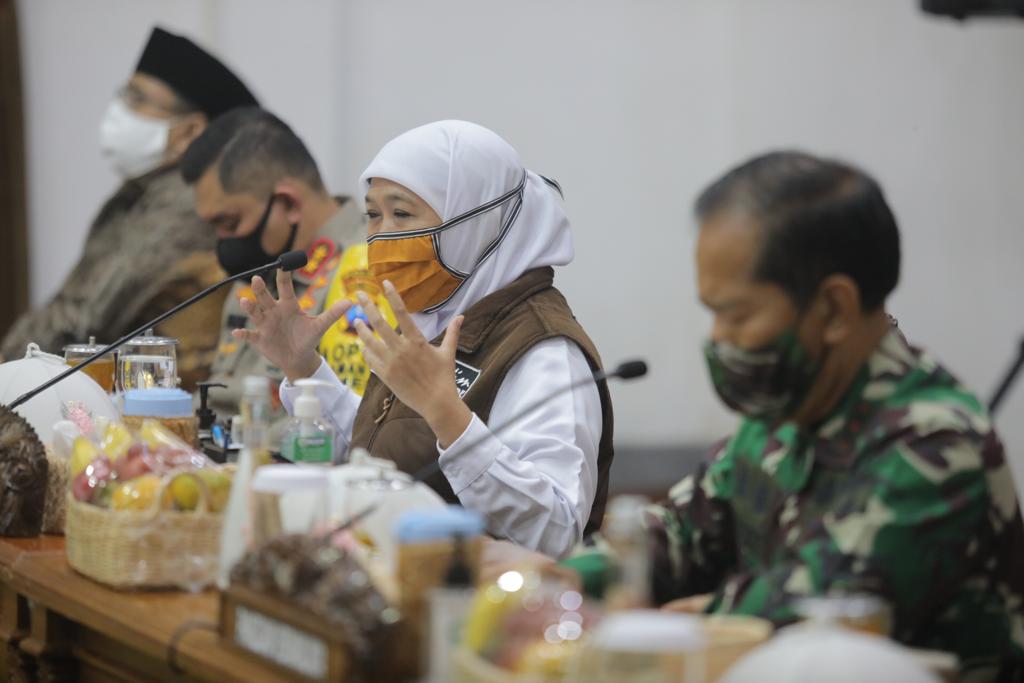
[0,27,257,391]
[648,151,1024,680]
[180,108,367,432]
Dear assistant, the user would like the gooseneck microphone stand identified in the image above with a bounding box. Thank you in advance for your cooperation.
[989,335,1024,416]
[8,251,309,410]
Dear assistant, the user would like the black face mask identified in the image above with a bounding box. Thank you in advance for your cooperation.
[216,195,300,276]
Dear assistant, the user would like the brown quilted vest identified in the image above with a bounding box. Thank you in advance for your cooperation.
[349,267,615,536]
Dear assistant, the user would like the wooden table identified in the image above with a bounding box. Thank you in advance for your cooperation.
[0,535,289,682]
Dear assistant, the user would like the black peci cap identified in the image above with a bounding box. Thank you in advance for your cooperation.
[135,26,258,119]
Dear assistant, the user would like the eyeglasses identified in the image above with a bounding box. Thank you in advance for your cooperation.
[116,84,189,116]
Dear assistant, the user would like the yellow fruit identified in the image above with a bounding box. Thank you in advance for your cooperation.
[71,437,101,477]
[196,469,232,513]
[463,575,527,653]
[167,475,201,511]
[100,422,133,461]
[140,419,176,450]
[110,475,162,511]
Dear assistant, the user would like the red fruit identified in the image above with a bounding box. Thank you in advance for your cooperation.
[72,456,113,502]
[114,450,153,481]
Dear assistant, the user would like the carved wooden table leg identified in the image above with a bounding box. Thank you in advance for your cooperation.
[0,584,32,682]
[18,601,76,683]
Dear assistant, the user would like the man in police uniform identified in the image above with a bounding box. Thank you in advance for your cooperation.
[180,108,372,432]
[0,27,257,390]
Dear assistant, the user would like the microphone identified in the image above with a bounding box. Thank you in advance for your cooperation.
[989,335,1024,415]
[603,360,648,381]
[332,358,649,533]
[7,251,309,410]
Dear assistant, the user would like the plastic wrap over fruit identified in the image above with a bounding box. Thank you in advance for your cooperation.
[462,569,604,678]
[69,418,231,513]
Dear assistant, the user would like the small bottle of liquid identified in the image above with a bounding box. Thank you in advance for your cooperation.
[216,375,270,589]
[603,495,653,610]
[427,534,475,683]
[237,375,272,465]
[281,379,336,465]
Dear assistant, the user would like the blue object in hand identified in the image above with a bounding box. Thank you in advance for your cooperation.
[346,304,370,331]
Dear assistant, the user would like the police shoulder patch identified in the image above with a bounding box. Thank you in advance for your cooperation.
[294,238,337,285]
[454,360,481,399]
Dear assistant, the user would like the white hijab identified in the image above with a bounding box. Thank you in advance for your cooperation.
[359,120,574,341]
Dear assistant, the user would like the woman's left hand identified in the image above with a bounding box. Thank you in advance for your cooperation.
[354,280,473,447]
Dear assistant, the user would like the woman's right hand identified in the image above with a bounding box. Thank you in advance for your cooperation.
[232,267,351,382]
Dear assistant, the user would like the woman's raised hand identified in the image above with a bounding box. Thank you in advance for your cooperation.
[233,267,351,381]
[353,280,472,447]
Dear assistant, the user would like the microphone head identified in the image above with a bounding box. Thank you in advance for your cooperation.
[279,250,308,272]
[612,360,648,380]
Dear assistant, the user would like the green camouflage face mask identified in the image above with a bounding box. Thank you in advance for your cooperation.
[703,327,819,422]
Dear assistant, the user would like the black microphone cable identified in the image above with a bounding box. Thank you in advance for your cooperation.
[332,359,648,533]
[8,250,310,410]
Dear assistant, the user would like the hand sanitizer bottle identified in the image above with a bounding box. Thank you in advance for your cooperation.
[281,379,335,465]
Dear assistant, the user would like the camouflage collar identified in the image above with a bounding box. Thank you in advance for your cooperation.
[803,328,918,469]
[757,328,917,487]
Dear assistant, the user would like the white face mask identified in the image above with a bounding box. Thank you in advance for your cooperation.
[98,99,173,179]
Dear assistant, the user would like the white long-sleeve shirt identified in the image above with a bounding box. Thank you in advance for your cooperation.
[279,337,602,558]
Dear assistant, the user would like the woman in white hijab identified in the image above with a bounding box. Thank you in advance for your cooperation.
[237,120,610,558]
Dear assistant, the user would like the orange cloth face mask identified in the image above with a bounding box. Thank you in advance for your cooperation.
[367,234,465,313]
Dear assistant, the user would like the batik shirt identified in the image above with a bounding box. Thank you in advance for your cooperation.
[649,329,1024,680]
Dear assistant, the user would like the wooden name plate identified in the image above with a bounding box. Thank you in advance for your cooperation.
[219,584,351,683]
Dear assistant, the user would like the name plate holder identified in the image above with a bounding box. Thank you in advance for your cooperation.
[219,584,350,682]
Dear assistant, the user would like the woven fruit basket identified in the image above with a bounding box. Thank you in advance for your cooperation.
[43,448,69,534]
[65,470,224,590]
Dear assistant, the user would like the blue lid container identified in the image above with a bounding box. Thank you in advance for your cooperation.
[395,505,485,544]
[122,388,193,418]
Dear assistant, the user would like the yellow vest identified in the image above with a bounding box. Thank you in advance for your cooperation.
[317,243,395,395]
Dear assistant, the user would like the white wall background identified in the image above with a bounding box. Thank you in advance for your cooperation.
[16,1,1024,477]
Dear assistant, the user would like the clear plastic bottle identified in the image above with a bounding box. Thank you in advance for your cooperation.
[281,379,335,465]
[237,375,271,460]
[216,375,269,589]
[427,534,475,683]
[603,495,653,610]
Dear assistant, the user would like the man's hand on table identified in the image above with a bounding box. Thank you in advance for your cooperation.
[661,593,713,614]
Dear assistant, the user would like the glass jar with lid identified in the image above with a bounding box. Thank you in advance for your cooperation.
[117,329,179,392]
[63,336,116,392]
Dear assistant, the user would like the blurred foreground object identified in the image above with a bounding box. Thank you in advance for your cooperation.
[922,0,1024,19]
[720,622,946,683]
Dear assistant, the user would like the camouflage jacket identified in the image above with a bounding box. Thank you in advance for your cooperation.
[0,165,226,390]
[648,329,1024,679]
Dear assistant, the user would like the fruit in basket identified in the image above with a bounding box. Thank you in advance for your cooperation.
[100,422,133,461]
[196,468,231,512]
[139,419,188,450]
[93,484,114,508]
[150,444,204,472]
[165,474,200,511]
[71,437,101,477]
[72,456,113,502]
[113,443,154,480]
[161,468,231,512]
[110,474,162,511]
